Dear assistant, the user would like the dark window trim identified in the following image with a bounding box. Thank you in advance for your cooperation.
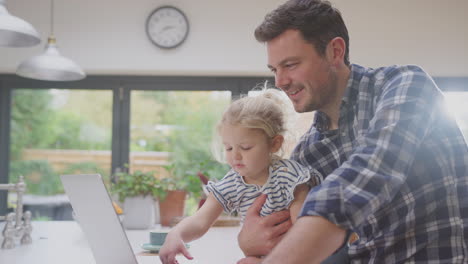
[0,82,11,215]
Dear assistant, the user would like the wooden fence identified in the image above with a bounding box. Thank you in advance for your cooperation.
[21,149,171,178]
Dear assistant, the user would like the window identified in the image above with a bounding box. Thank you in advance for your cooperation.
[9,89,112,220]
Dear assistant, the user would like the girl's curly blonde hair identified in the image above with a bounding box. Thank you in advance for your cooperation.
[212,84,296,163]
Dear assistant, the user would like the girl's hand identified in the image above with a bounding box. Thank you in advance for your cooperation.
[159,233,193,264]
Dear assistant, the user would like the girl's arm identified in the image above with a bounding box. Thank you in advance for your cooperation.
[159,193,224,263]
[169,193,223,241]
[289,183,311,223]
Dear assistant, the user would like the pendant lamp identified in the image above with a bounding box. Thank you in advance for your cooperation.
[16,0,85,81]
[0,0,41,47]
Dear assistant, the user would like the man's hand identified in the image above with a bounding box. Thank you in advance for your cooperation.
[238,194,292,256]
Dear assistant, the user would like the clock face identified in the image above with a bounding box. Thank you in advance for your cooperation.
[146,6,189,49]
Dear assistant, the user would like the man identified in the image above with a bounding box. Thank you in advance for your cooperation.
[237,0,468,263]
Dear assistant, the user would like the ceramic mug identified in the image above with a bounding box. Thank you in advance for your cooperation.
[150,230,169,246]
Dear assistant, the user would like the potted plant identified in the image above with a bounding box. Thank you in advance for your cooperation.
[112,169,164,229]
[157,155,230,226]
[157,125,230,226]
[158,163,199,226]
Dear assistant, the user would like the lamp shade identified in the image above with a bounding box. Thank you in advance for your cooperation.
[16,37,86,81]
[0,0,41,47]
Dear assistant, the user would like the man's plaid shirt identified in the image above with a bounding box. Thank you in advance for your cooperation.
[291,64,468,263]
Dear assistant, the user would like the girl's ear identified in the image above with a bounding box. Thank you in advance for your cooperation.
[271,135,284,153]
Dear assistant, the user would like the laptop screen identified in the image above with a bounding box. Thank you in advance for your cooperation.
[61,174,138,264]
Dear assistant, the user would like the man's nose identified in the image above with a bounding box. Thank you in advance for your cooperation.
[275,69,291,91]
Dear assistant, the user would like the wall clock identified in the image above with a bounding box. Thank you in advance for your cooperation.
[145,6,189,49]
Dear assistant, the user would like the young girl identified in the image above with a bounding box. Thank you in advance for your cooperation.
[159,88,321,264]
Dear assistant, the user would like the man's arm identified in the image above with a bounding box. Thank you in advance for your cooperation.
[261,216,345,264]
[238,194,292,256]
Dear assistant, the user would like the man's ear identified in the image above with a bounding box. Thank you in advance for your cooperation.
[271,135,284,153]
[327,37,346,67]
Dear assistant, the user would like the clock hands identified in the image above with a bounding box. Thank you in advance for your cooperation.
[159,25,175,35]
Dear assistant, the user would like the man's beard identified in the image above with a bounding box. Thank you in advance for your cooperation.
[299,70,339,114]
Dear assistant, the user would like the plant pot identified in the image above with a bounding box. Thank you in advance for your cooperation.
[122,195,155,229]
[159,190,186,226]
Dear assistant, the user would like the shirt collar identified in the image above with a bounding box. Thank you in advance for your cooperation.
[313,64,363,133]
[313,111,330,133]
[342,64,363,107]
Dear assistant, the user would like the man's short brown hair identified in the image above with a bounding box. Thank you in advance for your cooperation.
[255,0,350,66]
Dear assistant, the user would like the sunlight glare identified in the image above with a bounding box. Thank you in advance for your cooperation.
[444,92,468,139]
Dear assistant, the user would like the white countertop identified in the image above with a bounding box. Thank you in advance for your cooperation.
[0,221,244,264]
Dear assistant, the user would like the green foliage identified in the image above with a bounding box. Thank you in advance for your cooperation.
[130,90,230,154]
[163,92,229,178]
[163,127,227,199]
[198,159,230,182]
[10,89,111,161]
[61,161,107,175]
[10,90,53,160]
[112,169,165,202]
[160,153,229,200]
[9,89,113,197]
[9,160,111,196]
[32,214,52,221]
[128,91,231,200]
[62,162,111,187]
[160,163,202,199]
[47,112,88,149]
[9,160,62,195]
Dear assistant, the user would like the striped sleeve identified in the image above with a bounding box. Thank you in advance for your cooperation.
[261,159,316,215]
[205,170,239,214]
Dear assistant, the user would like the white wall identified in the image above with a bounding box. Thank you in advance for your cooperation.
[1,0,467,77]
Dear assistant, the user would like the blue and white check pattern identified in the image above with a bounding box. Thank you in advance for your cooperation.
[292,64,468,263]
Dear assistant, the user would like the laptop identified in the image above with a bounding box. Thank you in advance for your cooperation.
[60,174,139,264]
